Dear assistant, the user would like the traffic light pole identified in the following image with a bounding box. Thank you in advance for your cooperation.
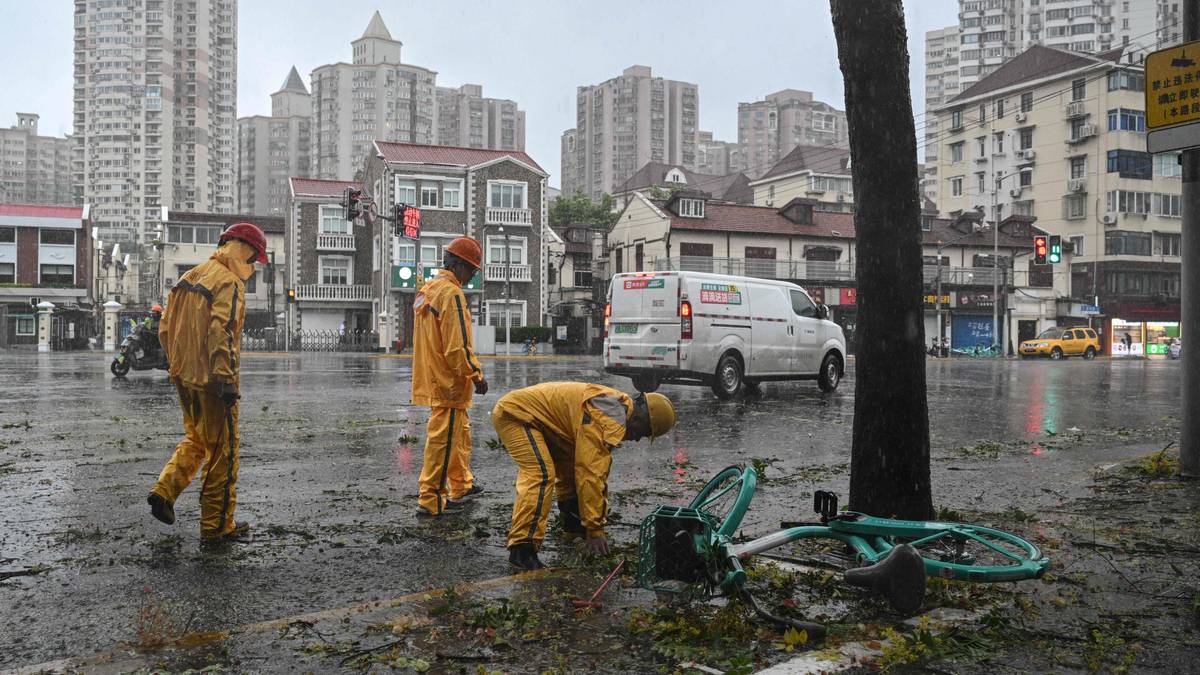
[1182,1,1200,478]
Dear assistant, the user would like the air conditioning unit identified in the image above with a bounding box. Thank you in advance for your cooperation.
[1016,149,1036,161]
[1066,101,1087,118]
[1079,124,1096,138]
[1068,178,1086,192]
[1009,187,1023,198]
[1014,112,1027,123]
[837,193,847,202]
[1101,213,1117,226]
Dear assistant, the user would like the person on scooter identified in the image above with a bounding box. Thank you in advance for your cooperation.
[147,222,267,544]
[493,382,677,570]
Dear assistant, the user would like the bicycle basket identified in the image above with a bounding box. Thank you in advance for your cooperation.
[637,505,718,599]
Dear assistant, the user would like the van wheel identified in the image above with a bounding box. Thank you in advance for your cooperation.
[818,353,842,392]
[711,353,743,400]
[632,374,660,393]
[1083,346,1096,360]
[1050,347,1064,360]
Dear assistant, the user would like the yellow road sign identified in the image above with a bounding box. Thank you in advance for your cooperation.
[1146,40,1200,130]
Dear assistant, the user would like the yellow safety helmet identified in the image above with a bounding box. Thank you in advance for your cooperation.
[643,392,677,440]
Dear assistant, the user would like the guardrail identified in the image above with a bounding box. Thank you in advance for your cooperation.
[241,328,378,352]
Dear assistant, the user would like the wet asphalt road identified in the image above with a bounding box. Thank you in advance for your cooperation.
[0,351,1182,669]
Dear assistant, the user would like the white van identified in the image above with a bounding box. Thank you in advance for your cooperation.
[603,271,847,399]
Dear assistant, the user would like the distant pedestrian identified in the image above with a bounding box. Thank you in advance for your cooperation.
[1123,332,1133,350]
[147,223,268,543]
[411,237,488,518]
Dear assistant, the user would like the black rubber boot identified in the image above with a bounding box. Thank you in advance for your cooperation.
[147,492,175,525]
[508,543,546,571]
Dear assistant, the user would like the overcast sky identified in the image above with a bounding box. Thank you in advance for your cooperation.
[0,0,959,188]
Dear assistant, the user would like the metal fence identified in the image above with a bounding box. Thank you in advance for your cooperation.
[241,327,378,352]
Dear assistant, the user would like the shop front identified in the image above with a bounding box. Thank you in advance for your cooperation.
[1102,300,1181,358]
[951,292,997,349]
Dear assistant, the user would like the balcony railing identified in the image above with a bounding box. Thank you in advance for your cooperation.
[295,284,372,302]
[485,207,532,226]
[485,263,532,282]
[653,256,855,281]
[316,232,355,251]
[922,265,1006,286]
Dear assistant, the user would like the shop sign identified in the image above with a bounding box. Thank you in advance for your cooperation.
[839,288,857,306]
[958,292,995,310]
[923,293,951,308]
[1079,304,1100,314]
[393,265,480,290]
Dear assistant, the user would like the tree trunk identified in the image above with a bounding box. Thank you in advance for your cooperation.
[830,0,933,520]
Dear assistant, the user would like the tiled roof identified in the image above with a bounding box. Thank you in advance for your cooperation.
[279,66,308,94]
[921,218,1035,249]
[757,144,851,182]
[949,45,1123,104]
[658,199,856,239]
[616,162,752,203]
[0,204,85,219]
[290,177,360,198]
[375,141,546,174]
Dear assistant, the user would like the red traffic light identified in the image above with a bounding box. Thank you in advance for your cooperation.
[1034,235,1048,264]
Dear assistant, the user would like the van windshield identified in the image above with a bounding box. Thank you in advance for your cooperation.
[1037,327,1063,339]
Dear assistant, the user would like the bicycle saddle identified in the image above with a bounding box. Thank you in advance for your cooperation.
[843,543,926,615]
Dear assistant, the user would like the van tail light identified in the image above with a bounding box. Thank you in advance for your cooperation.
[680,300,693,340]
[603,303,611,337]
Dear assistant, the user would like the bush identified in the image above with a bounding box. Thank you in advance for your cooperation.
[497,325,553,343]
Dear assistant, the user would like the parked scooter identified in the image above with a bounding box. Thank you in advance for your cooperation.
[111,322,168,377]
[927,337,949,358]
[1169,339,1182,360]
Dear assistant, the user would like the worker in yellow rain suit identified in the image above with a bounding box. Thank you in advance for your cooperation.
[412,237,488,518]
[493,382,677,570]
[146,222,268,542]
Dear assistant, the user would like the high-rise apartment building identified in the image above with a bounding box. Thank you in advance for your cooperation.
[697,131,743,176]
[923,26,962,203]
[237,67,311,215]
[737,90,849,180]
[436,84,526,151]
[73,0,237,246]
[0,114,74,206]
[561,66,699,201]
[310,12,526,181]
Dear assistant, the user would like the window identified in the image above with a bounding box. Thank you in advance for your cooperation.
[442,181,461,209]
[790,290,818,318]
[994,132,1004,154]
[0,227,13,243]
[421,185,438,208]
[1069,235,1084,256]
[1018,128,1033,150]
[951,176,963,197]
[395,241,415,264]
[489,182,526,209]
[995,98,1005,119]
[1107,150,1152,179]
[1106,108,1145,132]
[40,264,74,284]
[486,237,525,265]
[1153,193,1181,217]
[1107,70,1145,92]
[573,259,592,288]
[1063,194,1087,219]
[319,205,349,234]
[1013,200,1035,216]
[1106,190,1152,214]
[1072,78,1086,101]
[1019,169,1033,187]
[1105,231,1152,255]
[15,316,34,336]
[1158,232,1182,256]
[40,229,75,245]
[1020,92,1033,112]
[396,179,417,205]
[422,244,438,264]
[768,111,777,129]
[319,256,351,285]
[1069,118,1089,140]
[0,262,14,283]
[245,272,258,294]
[1154,153,1182,177]
[486,300,526,328]
[951,109,963,129]
[1066,156,1086,180]
[1029,259,1054,288]
[949,141,964,162]
[976,136,987,157]
[976,172,987,194]
[978,104,987,124]
[677,198,705,218]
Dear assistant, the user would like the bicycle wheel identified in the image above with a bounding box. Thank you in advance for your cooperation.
[876,522,1048,582]
[688,466,757,538]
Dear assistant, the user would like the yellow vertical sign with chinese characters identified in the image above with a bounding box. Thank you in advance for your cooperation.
[1146,41,1200,130]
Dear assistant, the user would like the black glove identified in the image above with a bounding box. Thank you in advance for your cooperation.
[558,498,584,536]
[220,382,240,407]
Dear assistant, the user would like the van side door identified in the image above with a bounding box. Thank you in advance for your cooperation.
[789,289,821,373]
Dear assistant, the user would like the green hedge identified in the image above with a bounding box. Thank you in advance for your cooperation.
[496,325,553,343]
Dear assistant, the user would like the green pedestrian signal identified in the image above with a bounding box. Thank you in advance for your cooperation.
[1048,235,1062,264]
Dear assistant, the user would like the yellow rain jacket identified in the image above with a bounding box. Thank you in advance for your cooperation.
[159,244,249,391]
[494,382,634,541]
[411,269,484,410]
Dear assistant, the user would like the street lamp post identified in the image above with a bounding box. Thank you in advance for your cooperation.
[990,170,1024,351]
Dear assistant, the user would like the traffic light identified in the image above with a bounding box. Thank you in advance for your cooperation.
[286,287,296,303]
[343,188,363,221]
[1048,235,1062,264]
[1034,235,1048,265]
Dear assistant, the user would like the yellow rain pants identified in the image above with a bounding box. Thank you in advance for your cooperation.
[152,383,240,538]
[417,406,474,515]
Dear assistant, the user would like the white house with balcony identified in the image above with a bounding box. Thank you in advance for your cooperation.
[361,141,549,350]
[748,144,854,212]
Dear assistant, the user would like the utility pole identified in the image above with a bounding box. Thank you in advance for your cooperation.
[1182,0,1200,478]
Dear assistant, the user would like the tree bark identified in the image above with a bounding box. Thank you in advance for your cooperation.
[830,0,933,520]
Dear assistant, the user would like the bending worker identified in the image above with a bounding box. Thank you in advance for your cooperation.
[147,222,268,542]
[412,237,488,518]
[494,382,677,570]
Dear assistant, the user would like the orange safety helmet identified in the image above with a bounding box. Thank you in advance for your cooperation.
[445,236,482,270]
[219,222,269,263]
[151,304,163,313]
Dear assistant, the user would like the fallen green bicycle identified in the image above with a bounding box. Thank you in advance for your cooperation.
[637,465,1050,638]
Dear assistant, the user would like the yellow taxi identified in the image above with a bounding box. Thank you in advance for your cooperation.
[1019,326,1100,360]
